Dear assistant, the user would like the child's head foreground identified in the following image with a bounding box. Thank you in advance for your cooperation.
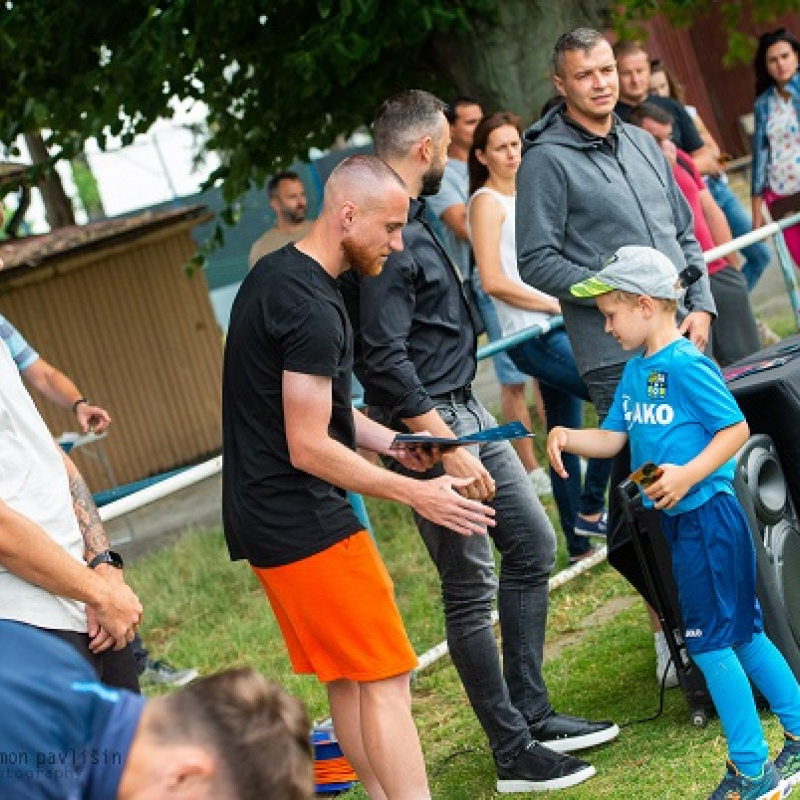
[570,246,683,354]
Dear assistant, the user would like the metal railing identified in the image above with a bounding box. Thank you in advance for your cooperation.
[99,213,800,533]
[705,210,800,331]
[99,214,800,681]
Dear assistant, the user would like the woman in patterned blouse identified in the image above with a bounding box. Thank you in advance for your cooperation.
[751,29,800,267]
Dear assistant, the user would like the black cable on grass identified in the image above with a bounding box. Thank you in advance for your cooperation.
[618,654,672,729]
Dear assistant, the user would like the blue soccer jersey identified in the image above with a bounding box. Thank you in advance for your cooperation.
[603,337,744,515]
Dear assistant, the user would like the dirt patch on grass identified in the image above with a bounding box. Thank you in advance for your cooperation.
[544,595,640,661]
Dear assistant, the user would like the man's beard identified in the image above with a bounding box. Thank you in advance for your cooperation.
[420,163,445,197]
[342,236,385,278]
[286,207,307,225]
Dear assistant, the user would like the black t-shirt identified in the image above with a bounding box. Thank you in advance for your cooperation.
[222,245,362,567]
[615,95,704,154]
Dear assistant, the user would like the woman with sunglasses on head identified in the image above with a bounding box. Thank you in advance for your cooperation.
[467,111,611,566]
[752,28,800,269]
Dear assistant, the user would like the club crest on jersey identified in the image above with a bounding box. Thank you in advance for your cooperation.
[647,371,668,400]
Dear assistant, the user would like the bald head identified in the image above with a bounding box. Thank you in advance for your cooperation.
[314,155,408,278]
[324,154,407,212]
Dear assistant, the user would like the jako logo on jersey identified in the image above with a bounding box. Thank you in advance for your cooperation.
[622,395,675,428]
[685,628,703,638]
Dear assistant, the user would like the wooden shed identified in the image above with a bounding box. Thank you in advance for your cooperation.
[0,205,222,492]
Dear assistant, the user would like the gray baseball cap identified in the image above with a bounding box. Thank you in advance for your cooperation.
[570,246,683,300]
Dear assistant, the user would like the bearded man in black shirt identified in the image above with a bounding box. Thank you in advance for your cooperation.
[223,154,497,800]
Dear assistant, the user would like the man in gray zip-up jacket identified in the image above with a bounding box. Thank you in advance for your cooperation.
[517,28,715,419]
[517,31,716,655]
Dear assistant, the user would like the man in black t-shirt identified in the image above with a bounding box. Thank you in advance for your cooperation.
[222,154,495,800]
[613,40,719,176]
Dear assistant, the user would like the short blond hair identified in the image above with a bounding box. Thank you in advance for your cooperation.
[158,668,314,800]
[608,289,678,314]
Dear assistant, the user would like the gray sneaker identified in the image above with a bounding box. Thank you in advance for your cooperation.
[140,659,199,688]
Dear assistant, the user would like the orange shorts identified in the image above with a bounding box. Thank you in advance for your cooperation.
[252,530,418,683]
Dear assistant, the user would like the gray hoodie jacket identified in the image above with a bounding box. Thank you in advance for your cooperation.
[516,105,715,379]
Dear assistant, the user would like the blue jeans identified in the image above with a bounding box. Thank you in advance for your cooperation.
[372,396,556,761]
[508,329,612,558]
[707,176,772,292]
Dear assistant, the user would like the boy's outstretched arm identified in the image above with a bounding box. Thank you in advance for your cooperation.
[547,426,628,479]
[646,420,750,511]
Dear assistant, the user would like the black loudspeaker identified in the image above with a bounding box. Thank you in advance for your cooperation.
[733,434,800,681]
[725,335,800,507]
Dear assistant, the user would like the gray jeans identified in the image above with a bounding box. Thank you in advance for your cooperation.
[374,394,556,761]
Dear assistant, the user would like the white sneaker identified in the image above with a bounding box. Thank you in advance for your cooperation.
[529,467,553,497]
[654,632,679,689]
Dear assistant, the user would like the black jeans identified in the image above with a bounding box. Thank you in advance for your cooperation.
[373,396,557,762]
[44,628,140,692]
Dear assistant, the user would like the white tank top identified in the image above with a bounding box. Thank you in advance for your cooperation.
[469,186,553,336]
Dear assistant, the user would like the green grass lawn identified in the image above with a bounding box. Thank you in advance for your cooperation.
[127,496,787,799]
[125,320,799,798]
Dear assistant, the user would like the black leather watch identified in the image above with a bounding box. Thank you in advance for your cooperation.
[88,550,124,570]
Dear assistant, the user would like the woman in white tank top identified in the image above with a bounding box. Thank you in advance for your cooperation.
[467,112,611,564]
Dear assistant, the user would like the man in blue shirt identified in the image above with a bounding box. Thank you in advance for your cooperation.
[0,620,314,800]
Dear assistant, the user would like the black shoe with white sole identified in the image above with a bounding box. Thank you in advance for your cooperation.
[529,711,620,753]
[496,741,596,793]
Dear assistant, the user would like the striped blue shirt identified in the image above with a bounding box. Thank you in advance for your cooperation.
[0,312,39,371]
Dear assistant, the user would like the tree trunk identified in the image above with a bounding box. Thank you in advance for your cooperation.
[72,150,107,222]
[23,131,76,229]
[430,0,610,127]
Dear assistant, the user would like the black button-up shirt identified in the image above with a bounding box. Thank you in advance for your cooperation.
[340,197,479,420]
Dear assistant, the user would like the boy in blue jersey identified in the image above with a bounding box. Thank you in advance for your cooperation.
[546,245,800,800]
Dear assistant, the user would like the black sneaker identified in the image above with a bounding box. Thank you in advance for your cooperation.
[529,711,620,753]
[496,741,596,793]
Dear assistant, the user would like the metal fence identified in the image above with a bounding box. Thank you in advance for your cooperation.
[99,213,800,535]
